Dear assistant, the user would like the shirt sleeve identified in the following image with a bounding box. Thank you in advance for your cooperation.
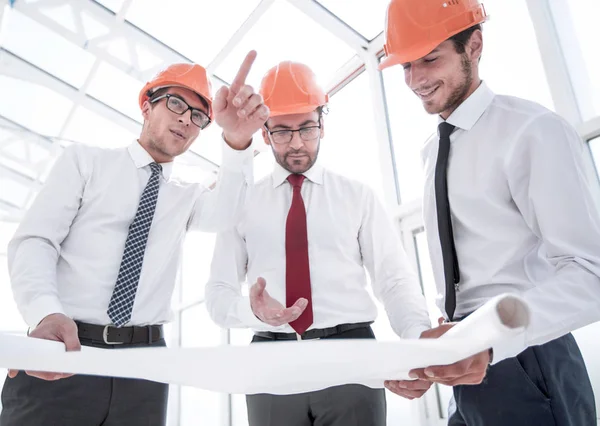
[8,146,88,327]
[204,225,265,329]
[493,112,600,364]
[358,187,431,339]
[187,137,254,232]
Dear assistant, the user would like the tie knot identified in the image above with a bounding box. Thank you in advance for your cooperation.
[287,174,305,188]
[149,162,162,176]
[438,122,455,139]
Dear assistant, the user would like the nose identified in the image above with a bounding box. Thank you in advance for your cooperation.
[406,63,427,89]
[288,131,304,150]
[178,109,192,126]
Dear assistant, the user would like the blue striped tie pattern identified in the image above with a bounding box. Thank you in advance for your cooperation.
[107,162,162,326]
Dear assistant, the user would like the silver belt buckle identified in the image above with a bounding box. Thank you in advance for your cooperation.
[103,325,123,345]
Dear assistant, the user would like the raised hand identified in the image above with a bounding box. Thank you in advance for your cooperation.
[213,50,270,149]
[249,277,307,326]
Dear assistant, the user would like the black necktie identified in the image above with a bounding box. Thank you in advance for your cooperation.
[107,162,162,327]
[435,122,460,321]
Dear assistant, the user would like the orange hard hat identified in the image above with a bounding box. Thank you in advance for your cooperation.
[138,63,214,120]
[379,0,488,70]
[259,61,328,117]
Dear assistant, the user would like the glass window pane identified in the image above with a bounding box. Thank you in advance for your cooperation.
[0,173,31,208]
[0,76,73,137]
[550,0,600,120]
[2,9,95,88]
[86,62,143,121]
[0,221,26,332]
[383,0,554,205]
[317,0,388,40]
[180,304,224,426]
[382,66,437,204]
[320,71,385,200]
[126,0,262,66]
[93,0,124,13]
[214,0,355,89]
[232,393,248,426]
[62,106,138,148]
[587,136,600,180]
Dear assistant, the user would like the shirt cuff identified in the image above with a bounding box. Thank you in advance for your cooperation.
[403,324,431,339]
[234,297,267,329]
[490,332,528,365]
[220,135,254,178]
[24,295,66,328]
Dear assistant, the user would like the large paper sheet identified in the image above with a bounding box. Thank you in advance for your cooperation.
[0,294,529,395]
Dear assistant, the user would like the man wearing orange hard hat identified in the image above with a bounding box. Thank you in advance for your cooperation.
[206,61,431,425]
[380,1,599,425]
[2,52,268,426]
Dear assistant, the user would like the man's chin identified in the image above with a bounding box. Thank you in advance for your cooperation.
[422,100,444,115]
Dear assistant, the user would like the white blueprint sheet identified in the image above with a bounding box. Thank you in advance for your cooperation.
[0,294,529,395]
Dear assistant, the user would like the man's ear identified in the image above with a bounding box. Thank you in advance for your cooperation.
[141,100,152,121]
[262,127,271,146]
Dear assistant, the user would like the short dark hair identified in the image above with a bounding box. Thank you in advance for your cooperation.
[146,87,210,113]
[449,24,482,54]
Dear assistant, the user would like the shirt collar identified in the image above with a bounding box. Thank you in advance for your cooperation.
[438,81,495,131]
[127,141,173,180]
[271,161,324,188]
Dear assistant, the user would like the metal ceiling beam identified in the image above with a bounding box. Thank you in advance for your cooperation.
[207,0,274,76]
[286,0,369,60]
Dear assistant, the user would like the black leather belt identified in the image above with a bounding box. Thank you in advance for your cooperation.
[76,321,164,345]
[254,322,373,341]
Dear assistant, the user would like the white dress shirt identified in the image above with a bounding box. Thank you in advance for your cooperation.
[422,82,600,363]
[206,162,431,339]
[8,140,253,328]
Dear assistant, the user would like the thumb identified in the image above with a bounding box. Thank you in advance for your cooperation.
[250,277,266,300]
[438,317,445,326]
[7,369,18,378]
[60,325,81,352]
[212,86,229,114]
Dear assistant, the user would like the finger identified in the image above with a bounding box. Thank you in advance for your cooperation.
[213,86,229,114]
[237,93,264,117]
[433,371,486,386]
[291,298,308,311]
[424,361,470,380]
[247,105,270,122]
[7,369,18,378]
[232,85,255,110]
[420,323,455,339]
[384,382,428,399]
[230,50,257,95]
[61,325,81,352]
[250,278,267,299]
[387,379,432,391]
[408,368,428,380]
[438,317,445,326]
[26,370,64,381]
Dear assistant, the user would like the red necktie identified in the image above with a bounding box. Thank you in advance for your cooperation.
[286,174,313,335]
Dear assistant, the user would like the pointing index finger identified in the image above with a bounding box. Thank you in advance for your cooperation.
[230,50,257,95]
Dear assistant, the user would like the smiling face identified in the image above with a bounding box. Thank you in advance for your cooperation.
[138,86,209,163]
[402,29,483,119]
[262,110,325,174]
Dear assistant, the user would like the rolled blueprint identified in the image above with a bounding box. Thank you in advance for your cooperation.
[0,293,529,395]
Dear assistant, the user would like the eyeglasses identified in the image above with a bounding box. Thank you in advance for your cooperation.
[150,94,211,129]
[266,123,321,145]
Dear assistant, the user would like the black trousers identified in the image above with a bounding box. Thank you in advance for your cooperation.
[449,333,596,426]
[0,339,168,426]
[246,326,387,426]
